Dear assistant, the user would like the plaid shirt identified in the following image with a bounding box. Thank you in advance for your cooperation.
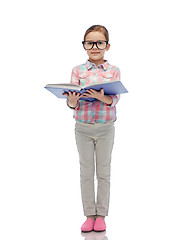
[68,60,120,123]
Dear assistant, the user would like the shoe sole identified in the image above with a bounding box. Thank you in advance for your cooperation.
[93,229,106,232]
[81,230,93,233]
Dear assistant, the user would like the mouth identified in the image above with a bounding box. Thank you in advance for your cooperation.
[91,52,100,54]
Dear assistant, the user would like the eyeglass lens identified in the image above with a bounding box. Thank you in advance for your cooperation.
[83,41,107,50]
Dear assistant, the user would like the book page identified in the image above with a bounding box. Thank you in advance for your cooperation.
[45,83,81,90]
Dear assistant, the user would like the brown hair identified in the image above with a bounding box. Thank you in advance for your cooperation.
[84,25,109,42]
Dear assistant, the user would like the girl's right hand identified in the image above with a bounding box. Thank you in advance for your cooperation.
[62,91,82,108]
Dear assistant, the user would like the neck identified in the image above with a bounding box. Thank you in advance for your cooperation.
[88,58,105,66]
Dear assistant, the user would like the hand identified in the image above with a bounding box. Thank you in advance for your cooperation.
[82,88,104,101]
[82,88,113,105]
[62,91,82,108]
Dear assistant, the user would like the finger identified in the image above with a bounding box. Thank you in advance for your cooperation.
[86,89,94,93]
[101,88,104,94]
[73,91,76,96]
[77,92,81,99]
[89,89,96,93]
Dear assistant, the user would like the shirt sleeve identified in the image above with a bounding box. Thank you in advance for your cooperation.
[107,67,121,107]
[70,66,80,84]
[107,94,120,107]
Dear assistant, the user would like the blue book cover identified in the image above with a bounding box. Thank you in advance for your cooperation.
[45,80,128,102]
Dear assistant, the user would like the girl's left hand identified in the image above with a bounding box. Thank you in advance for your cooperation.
[82,88,104,100]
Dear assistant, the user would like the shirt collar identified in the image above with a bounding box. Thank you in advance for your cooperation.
[85,60,109,71]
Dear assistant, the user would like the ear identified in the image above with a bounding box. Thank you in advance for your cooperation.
[106,43,110,51]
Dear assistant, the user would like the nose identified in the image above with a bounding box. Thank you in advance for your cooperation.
[92,42,98,50]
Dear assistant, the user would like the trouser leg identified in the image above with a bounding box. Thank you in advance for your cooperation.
[75,122,96,216]
[95,122,115,216]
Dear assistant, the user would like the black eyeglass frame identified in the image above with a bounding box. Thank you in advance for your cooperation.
[82,40,109,50]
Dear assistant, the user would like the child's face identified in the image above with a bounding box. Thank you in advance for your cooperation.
[84,31,110,63]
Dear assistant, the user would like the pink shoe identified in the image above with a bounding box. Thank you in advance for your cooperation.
[81,218,95,232]
[93,217,106,232]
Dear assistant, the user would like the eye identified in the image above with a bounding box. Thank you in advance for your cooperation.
[98,41,104,44]
[87,41,93,45]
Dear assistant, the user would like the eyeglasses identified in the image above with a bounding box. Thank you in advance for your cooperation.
[82,40,108,50]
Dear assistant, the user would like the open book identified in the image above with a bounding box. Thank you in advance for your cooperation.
[45,80,128,101]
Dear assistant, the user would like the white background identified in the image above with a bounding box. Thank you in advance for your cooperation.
[0,0,185,239]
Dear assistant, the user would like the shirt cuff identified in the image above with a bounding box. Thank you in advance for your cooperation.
[107,95,120,107]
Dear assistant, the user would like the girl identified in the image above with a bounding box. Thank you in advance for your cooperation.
[63,25,121,232]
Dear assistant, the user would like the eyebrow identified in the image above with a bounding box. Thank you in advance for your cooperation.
[84,40,107,41]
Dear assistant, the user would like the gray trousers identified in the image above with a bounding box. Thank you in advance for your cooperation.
[75,121,115,216]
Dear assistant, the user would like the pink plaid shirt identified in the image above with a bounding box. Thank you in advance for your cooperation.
[68,60,121,123]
